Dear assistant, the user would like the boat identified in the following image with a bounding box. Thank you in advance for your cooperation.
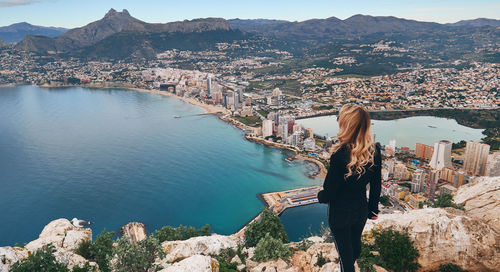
[174,115,181,118]
[284,156,296,163]
[428,125,436,128]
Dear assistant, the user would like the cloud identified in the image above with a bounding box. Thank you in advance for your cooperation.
[0,0,39,8]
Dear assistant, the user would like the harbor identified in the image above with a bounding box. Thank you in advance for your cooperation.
[260,186,322,215]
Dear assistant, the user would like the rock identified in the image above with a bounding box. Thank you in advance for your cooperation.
[306,236,324,243]
[0,247,30,272]
[25,218,91,252]
[12,219,94,271]
[161,234,238,262]
[230,255,242,265]
[120,222,147,244]
[158,254,219,272]
[289,242,340,272]
[319,262,335,272]
[248,258,297,272]
[373,264,389,272]
[454,176,500,231]
[364,207,500,272]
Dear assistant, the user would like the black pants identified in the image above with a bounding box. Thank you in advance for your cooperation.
[328,205,368,272]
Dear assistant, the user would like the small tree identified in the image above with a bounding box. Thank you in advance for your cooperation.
[75,229,115,272]
[113,236,165,272]
[244,208,289,247]
[373,229,420,272]
[10,244,69,272]
[251,233,292,262]
[438,263,469,272]
[153,224,211,243]
[433,194,464,211]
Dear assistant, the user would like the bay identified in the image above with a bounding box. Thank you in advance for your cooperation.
[0,85,321,246]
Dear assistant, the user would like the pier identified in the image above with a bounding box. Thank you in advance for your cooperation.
[260,186,322,215]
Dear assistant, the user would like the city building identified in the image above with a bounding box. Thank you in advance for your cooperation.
[415,143,434,160]
[305,128,314,139]
[303,138,316,149]
[440,184,457,195]
[206,76,211,97]
[411,169,425,193]
[429,140,452,170]
[393,163,410,180]
[463,142,490,176]
[262,120,274,138]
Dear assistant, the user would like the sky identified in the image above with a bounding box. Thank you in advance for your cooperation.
[0,0,499,28]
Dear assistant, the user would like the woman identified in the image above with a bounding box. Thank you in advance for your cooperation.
[317,104,381,272]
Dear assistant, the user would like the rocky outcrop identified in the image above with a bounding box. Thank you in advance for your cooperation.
[120,222,147,244]
[0,219,96,271]
[364,207,500,272]
[0,247,30,272]
[161,234,238,262]
[453,176,500,231]
[157,254,219,272]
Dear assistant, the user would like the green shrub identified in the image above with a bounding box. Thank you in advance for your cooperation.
[152,224,211,243]
[71,262,97,272]
[432,194,465,211]
[373,229,420,272]
[244,208,289,248]
[436,263,469,272]
[357,241,378,272]
[215,248,239,272]
[112,236,165,272]
[75,229,115,272]
[10,244,69,272]
[251,233,292,262]
[296,238,314,251]
[314,252,329,267]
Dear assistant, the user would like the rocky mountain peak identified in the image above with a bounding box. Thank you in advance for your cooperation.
[104,8,131,19]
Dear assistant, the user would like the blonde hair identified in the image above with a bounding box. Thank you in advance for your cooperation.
[332,104,375,178]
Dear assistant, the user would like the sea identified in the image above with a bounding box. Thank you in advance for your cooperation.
[0,85,484,245]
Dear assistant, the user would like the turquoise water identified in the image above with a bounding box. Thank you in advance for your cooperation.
[0,85,321,246]
[296,115,484,147]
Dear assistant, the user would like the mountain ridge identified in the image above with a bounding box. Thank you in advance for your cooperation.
[0,22,67,43]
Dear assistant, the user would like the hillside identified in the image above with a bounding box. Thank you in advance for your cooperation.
[0,22,66,43]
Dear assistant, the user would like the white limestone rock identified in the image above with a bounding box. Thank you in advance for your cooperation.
[161,234,238,262]
[25,218,91,252]
[158,254,219,272]
[0,247,30,272]
[120,222,147,244]
[454,176,500,231]
[364,207,500,271]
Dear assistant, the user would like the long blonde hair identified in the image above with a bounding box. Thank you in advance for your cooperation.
[332,104,375,178]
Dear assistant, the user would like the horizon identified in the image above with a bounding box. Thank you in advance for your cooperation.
[0,0,499,28]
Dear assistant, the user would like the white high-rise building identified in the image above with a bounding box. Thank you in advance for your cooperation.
[411,169,425,193]
[463,142,490,176]
[262,120,274,138]
[281,122,288,142]
[206,76,212,97]
[429,140,452,170]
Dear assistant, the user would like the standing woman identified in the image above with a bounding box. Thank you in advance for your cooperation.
[317,104,382,272]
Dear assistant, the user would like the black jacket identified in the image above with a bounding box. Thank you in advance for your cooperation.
[317,143,382,218]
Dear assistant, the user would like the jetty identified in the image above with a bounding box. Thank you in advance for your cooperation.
[260,186,322,215]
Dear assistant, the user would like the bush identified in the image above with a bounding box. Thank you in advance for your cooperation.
[296,238,314,251]
[152,224,211,243]
[10,244,69,272]
[380,195,391,207]
[71,262,97,272]
[214,248,239,272]
[112,236,165,272]
[315,252,329,267]
[357,241,378,272]
[75,230,115,272]
[373,229,420,272]
[432,194,465,211]
[244,208,289,248]
[251,233,293,262]
[432,263,469,272]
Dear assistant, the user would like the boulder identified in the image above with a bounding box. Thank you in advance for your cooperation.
[120,222,147,244]
[161,234,237,262]
[25,218,91,252]
[454,176,500,231]
[0,247,30,272]
[364,207,500,272]
[158,254,219,272]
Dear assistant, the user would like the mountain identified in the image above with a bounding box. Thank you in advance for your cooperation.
[15,9,233,55]
[0,22,67,43]
[229,14,449,42]
[448,18,500,27]
[228,19,289,32]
